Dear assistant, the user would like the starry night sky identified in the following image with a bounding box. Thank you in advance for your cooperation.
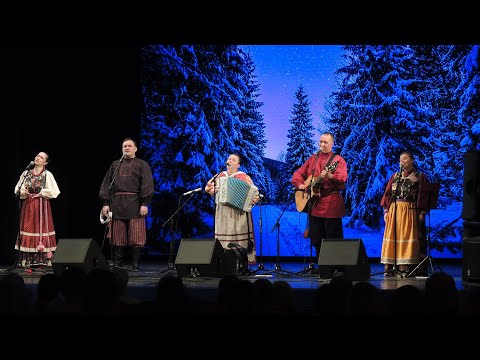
[242,45,344,160]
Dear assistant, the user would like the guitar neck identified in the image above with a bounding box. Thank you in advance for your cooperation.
[310,161,338,188]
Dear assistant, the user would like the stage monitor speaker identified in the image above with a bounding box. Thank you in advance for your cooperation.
[462,236,480,283]
[175,238,225,278]
[51,238,109,276]
[318,238,370,281]
[463,151,480,221]
[463,220,480,239]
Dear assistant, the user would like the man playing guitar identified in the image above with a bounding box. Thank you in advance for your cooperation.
[291,132,348,260]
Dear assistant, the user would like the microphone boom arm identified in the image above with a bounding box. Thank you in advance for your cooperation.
[108,155,124,191]
[162,193,197,228]
[15,161,34,197]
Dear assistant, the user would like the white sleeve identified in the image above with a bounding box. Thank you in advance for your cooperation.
[13,171,29,199]
[40,171,60,199]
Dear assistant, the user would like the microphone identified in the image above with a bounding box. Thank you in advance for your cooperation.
[25,161,34,170]
[226,162,230,167]
[400,164,404,173]
[182,188,202,196]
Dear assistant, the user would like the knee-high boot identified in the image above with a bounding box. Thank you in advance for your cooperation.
[113,246,125,267]
[132,246,142,271]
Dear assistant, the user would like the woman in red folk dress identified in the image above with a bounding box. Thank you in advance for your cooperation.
[14,151,60,268]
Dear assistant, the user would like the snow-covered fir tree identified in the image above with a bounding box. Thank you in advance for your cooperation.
[284,85,317,201]
[327,45,450,231]
[140,45,266,245]
[234,49,268,196]
[457,45,480,152]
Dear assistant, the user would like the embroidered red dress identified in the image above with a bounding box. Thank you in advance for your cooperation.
[14,167,60,267]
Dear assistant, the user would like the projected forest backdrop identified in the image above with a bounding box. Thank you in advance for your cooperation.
[138,44,480,259]
[4,45,476,263]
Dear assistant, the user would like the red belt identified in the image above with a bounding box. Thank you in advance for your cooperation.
[321,190,339,197]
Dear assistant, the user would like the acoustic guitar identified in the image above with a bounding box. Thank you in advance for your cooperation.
[295,161,339,213]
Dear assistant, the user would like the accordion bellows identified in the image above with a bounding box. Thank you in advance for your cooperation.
[216,176,258,212]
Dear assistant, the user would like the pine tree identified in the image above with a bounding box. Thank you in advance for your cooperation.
[140,45,267,246]
[234,49,267,195]
[327,45,440,230]
[284,85,317,202]
[456,45,480,152]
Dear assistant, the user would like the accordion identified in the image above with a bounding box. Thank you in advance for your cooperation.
[216,176,259,212]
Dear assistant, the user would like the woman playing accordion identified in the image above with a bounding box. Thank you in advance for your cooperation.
[205,153,259,265]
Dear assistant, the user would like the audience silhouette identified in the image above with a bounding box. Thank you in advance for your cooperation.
[0,267,474,320]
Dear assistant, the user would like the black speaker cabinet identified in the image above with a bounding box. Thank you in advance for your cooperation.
[51,238,109,276]
[463,220,480,239]
[463,151,480,221]
[463,236,480,283]
[318,238,370,281]
[175,238,225,278]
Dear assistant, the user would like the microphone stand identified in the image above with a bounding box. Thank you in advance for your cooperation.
[297,196,318,277]
[109,156,124,191]
[10,168,31,271]
[373,166,403,277]
[407,182,441,277]
[160,193,197,273]
[298,152,320,276]
[210,171,222,243]
[270,190,296,276]
[391,174,400,276]
[250,196,273,275]
[107,155,124,266]
[391,166,405,277]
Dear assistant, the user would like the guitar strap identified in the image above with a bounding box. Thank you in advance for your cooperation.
[304,154,320,238]
[324,152,337,170]
[312,152,337,192]
[325,152,340,193]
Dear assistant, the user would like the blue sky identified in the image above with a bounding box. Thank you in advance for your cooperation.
[242,45,344,160]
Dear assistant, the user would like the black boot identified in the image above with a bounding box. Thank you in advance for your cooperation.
[131,246,142,272]
[113,246,125,268]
